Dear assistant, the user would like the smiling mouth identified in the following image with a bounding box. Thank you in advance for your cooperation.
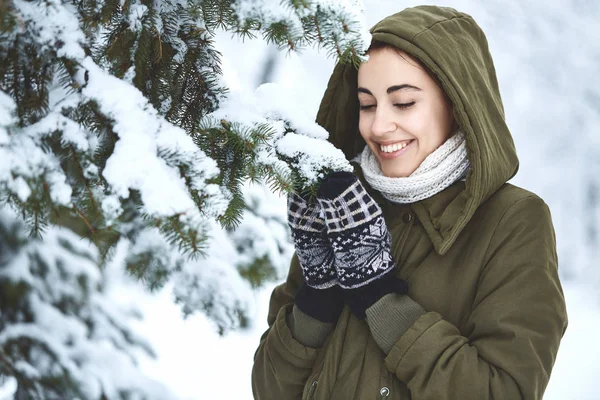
[379,140,414,153]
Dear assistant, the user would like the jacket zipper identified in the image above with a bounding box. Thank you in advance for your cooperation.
[306,380,318,400]
[391,210,415,277]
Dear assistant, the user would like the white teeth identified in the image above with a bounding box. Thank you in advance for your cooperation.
[380,141,411,153]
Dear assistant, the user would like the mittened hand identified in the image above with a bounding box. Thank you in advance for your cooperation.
[287,192,337,289]
[316,171,409,319]
[316,172,395,289]
[287,172,409,320]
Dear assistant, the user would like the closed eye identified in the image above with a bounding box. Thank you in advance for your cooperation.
[395,102,415,109]
[359,102,415,112]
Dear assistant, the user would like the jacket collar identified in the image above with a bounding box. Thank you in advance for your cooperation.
[355,164,466,255]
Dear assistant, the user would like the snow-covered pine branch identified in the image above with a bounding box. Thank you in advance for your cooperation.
[0,210,177,399]
[194,0,370,65]
[207,82,354,199]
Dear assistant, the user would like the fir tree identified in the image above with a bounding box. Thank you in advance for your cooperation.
[0,0,367,397]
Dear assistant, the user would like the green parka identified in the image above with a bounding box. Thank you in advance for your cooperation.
[251,5,568,400]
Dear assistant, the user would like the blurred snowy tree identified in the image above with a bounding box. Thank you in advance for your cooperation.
[232,182,292,288]
[0,0,367,397]
[0,210,176,399]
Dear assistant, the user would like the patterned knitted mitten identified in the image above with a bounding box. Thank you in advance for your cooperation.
[317,172,396,289]
[317,172,408,319]
[287,192,337,289]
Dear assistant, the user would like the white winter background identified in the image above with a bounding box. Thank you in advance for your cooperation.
[3,0,599,399]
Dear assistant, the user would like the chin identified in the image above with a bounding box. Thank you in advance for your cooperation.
[373,148,419,178]
[381,165,414,178]
[377,158,417,178]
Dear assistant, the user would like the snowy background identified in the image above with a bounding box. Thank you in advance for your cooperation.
[3,0,599,398]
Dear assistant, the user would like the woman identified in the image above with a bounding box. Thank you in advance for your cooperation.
[252,5,567,400]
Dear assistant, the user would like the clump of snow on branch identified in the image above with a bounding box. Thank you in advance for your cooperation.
[81,59,227,222]
[11,0,86,61]
[0,91,73,205]
[210,82,354,187]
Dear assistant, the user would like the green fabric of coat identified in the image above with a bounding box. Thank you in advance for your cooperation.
[251,5,568,400]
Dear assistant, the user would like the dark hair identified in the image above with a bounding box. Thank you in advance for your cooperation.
[367,40,426,72]
[367,40,401,54]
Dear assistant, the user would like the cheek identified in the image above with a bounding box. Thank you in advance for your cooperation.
[410,105,442,140]
[400,110,429,138]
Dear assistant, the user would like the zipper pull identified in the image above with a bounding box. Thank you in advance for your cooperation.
[379,386,390,399]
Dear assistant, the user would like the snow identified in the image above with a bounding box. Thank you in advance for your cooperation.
[116,279,276,400]
[6,0,229,226]
[210,81,353,187]
[132,1,600,398]
[232,181,294,281]
[1,0,598,398]
[0,210,177,399]
[7,177,31,202]
[544,282,600,400]
[82,58,226,219]
[170,219,255,331]
[0,91,16,135]
[234,0,304,32]
[128,2,148,32]
[12,0,86,61]
[1,89,78,207]
[276,131,353,182]
[0,127,73,206]
[101,194,123,225]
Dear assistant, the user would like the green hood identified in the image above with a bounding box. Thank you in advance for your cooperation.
[316,5,519,255]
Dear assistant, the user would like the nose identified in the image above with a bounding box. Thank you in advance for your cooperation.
[371,107,397,137]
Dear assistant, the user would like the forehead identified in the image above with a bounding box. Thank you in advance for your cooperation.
[357,48,430,89]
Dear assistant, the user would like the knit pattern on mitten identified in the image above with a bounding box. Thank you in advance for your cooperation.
[318,175,395,289]
[287,192,337,289]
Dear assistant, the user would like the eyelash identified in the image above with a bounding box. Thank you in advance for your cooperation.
[359,102,415,111]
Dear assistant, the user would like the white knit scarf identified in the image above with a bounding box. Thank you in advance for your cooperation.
[356,131,470,204]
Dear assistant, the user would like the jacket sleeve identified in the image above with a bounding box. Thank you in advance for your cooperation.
[251,254,322,400]
[380,196,568,400]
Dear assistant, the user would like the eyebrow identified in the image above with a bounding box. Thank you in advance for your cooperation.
[357,84,422,95]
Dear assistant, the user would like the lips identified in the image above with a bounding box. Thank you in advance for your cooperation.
[379,140,413,153]
[376,139,415,159]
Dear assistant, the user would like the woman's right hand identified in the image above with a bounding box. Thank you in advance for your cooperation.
[287,192,343,323]
[287,191,337,289]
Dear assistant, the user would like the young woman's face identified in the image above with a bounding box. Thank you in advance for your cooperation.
[357,48,455,177]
